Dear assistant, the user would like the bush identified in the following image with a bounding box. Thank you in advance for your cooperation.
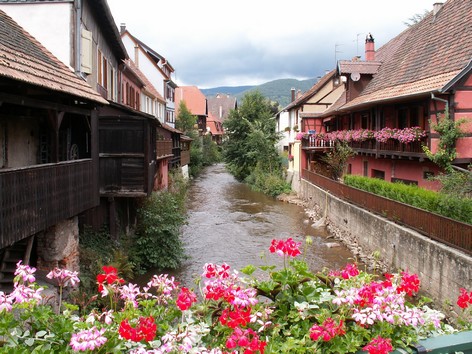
[343,175,472,224]
[131,190,187,273]
[245,164,291,197]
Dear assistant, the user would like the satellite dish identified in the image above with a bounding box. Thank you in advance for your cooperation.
[351,72,360,82]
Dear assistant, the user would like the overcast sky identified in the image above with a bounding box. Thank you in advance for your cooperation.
[108,0,435,89]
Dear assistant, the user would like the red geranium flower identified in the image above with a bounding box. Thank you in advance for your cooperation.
[269,237,301,257]
[363,336,393,354]
[457,288,472,309]
[119,316,157,342]
[96,265,125,293]
[176,287,197,311]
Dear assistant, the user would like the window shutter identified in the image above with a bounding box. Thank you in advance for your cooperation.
[81,29,92,74]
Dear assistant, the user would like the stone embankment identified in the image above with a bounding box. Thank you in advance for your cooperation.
[277,193,388,273]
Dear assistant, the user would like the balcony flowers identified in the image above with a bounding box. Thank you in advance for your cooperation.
[0,238,469,353]
[305,127,426,145]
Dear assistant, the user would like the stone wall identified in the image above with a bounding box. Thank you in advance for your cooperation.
[299,179,472,314]
[36,216,80,272]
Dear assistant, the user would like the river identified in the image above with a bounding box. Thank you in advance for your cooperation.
[167,164,356,288]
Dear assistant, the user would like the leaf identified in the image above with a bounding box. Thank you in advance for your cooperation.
[240,264,257,275]
[35,331,47,338]
[24,338,34,346]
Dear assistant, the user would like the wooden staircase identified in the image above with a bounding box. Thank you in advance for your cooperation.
[0,237,34,293]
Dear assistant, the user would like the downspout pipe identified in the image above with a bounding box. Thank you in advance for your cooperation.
[431,92,449,112]
[74,0,82,76]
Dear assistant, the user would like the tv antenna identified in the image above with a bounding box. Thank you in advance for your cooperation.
[335,43,344,66]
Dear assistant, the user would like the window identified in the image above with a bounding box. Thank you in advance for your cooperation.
[361,113,371,129]
[372,169,385,180]
[363,161,368,177]
[97,50,108,90]
[391,178,418,186]
[397,106,424,129]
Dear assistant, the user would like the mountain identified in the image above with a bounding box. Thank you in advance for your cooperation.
[202,78,317,109]
[201,85,254,97]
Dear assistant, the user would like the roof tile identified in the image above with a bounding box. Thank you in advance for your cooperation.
[0,9,107,104]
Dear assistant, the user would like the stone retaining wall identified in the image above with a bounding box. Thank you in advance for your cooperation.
[299,179,472,315]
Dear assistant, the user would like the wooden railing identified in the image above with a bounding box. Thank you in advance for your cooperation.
[0,160,97,249]
[181,150,191,166]
[156,140,173,158]
[302,137,426,155]
[302,169,472,255]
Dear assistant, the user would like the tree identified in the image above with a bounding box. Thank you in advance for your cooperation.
[176,101,196,134]
[223,90,282,181]
[403,9,430,27]
[321,142,355,181]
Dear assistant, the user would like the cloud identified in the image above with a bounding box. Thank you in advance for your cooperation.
[108,0,434,88]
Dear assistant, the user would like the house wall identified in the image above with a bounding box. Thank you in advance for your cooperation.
[299,179,472,315]
[0,3,73,69]
[276,111,290,152]
[122,34,168,124]
[4,117,40,168]
[82,1,119,102]
[453,74,472,159]
[348,155,442,190]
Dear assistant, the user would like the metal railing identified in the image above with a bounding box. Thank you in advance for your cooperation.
[302,169,472,255]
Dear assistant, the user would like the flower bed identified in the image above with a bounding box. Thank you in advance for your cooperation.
[0,237,470,353]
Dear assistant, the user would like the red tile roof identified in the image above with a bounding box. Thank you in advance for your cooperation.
[343,0,471,109]
[207,112,224,135]
[0,9,107,104]
[175,86,207,116]
[338,60,381,75]
[125,59,165,103]
[207,93,237,121]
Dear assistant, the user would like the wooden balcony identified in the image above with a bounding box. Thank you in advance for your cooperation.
[181,150,190,166]
[0,159,98,249]
[302,136,427,159]
[156,140,173,159]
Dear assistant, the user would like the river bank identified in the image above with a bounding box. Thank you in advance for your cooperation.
[277,191,389,274]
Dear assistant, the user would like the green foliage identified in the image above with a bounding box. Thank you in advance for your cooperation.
[131,190,187,273]
[432,168,472,198]
[245,164,291,197]
[344,175,472,224]
[175,101,197,133]
[223,91,286,196]
[188,132,222,178]
[320,142,356,180]
[422,112,467,173]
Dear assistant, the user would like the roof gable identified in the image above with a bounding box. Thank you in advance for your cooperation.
[175,86,207,116]
[358,0,471,102]
[0,9,107,104]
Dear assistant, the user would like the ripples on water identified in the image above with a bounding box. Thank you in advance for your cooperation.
[147,164,357,288]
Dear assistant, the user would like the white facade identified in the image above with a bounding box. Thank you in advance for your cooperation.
[0,3,73,69]
[122,33,172,126]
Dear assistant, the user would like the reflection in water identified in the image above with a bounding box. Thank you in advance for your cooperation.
[154,164,356,288]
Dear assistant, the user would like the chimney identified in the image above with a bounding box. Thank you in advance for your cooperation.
[134,44,139,67]
[365,33,375,61]
[219,105,223,119]
[291,87,295,102]
[120,23,126,34]
[433,2,443,16]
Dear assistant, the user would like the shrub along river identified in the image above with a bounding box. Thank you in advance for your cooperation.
[162,164,357,288]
